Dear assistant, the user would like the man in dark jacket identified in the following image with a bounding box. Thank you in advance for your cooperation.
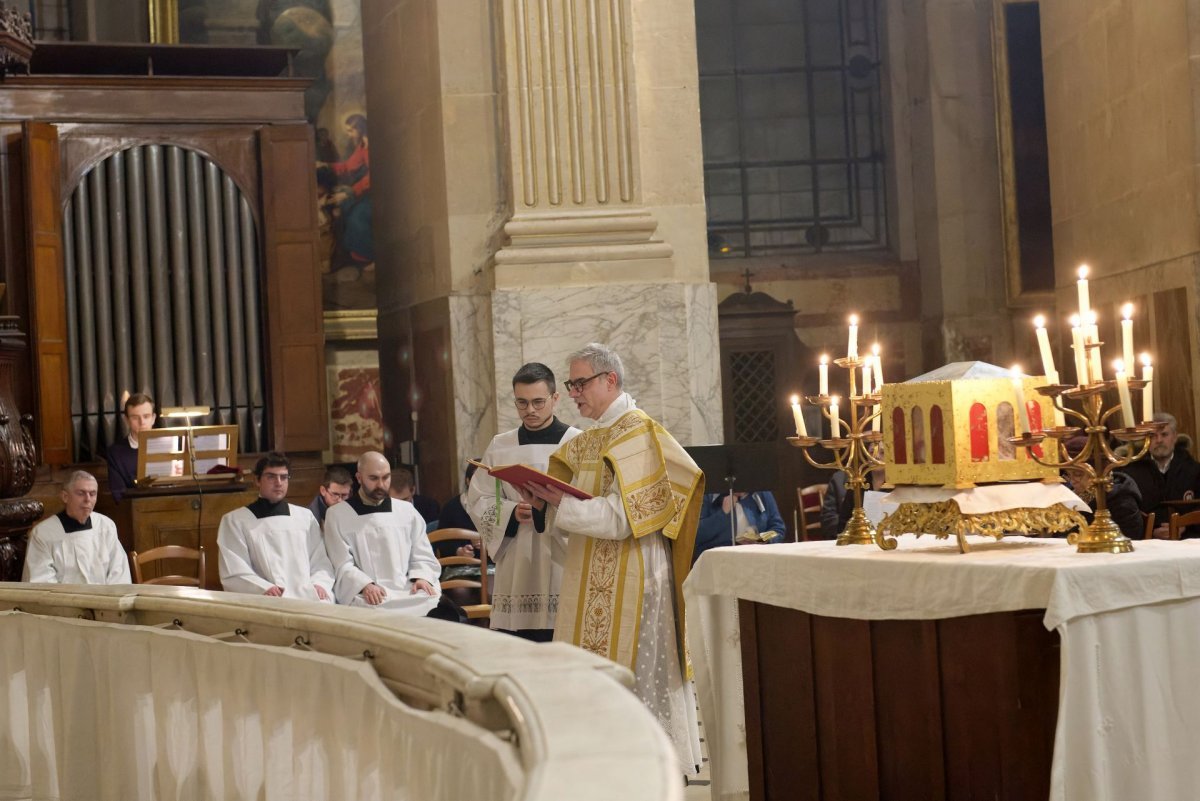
[1064,435,1144,540]
[1119,412,1200,537]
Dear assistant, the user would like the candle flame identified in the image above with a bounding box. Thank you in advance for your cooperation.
[819,353,829,365]
[871,342,881,356]
[1122,302,1134,320]
[1010,364,1023,377]
[1033,314,1046,329]
[1140,352,1153,367]
[1078,264,1089,279]
[829,395,839,405]
[1069,313,1081,327]
[1087,310,1098,325]
[790,394,800,405]
[1113,359,1125,374]
[848,314,859,325]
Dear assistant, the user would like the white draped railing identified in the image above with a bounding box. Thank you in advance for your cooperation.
[0,585,681,801]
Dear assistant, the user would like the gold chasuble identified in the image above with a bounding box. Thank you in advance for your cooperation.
[548,408,703,669]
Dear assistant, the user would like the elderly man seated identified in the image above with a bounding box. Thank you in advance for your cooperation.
[1119,411,1200,537]
[23,470,130,584]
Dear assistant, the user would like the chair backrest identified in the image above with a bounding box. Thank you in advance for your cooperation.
[1168,510,1200,541]
[797,484,827,542]
[1143,511,1156,540]
[426,527,490,620]
[130,545,206,588]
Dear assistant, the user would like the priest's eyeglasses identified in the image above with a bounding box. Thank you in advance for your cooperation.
[514,397,550,411]
[563,372,610,393]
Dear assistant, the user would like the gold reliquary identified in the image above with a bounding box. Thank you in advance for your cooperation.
[881,362,1060,488]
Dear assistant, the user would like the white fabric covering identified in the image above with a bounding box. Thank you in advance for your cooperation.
[466,425,579,631]
[880,482,1089,514]
[0,610,519,801]
[21,513,130,585]
[217,505,335,602]
[323,498,441,612]
[685,536,1200,801]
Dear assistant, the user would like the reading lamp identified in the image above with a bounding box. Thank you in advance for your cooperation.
[162,406,210,478]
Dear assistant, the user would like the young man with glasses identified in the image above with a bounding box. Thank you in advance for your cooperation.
[524,343,704,778]
[465,362,580,641]
[217,452,336,602]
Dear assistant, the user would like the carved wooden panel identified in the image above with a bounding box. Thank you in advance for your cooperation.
[259,124,328,452]
[23,120,70,465]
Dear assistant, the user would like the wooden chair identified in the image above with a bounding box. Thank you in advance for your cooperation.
[1143,511,1156,540]
[130,545,206,588]
[427,527,491,622]
[797,484,827,542]
[1168,510,1200,541]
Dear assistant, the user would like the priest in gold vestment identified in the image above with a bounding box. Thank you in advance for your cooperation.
[525,343,704,775]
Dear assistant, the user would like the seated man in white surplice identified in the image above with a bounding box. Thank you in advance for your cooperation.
[23,470,130,584]
[217,452,335,602]
[324,451,441,612]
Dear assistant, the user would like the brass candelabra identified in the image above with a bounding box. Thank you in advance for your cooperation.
[1010,379,1163,553]
[788,356,895,550]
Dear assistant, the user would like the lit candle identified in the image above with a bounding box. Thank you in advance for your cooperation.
[1077,264,1090,319]
[1114,360,1135,429]
[1086,311,1103,384]
[861,357,873,396]
[790,394,808,437]
[1011,365,1030,433]
[1121,303,1135,375]
[829,395,840,438]
[1033,315,1058,384]
[847,315,859,360]
[818,354,829,396]
[1070,314,1089,385]
[871,342,884,386]
[1140,353,1154,422]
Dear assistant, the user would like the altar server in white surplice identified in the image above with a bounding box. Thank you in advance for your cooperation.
[324,450,442,613]
[467,362,580,641]
[217,452,335,602]
[23,470,130,584]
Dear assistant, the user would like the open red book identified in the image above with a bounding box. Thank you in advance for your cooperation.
[467,459,594,500]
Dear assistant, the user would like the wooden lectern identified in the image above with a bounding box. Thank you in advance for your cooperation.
[125,424,253,589]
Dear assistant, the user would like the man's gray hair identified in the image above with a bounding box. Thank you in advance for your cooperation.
[1155,411,1178,432]
[568,343,624,389]
[63,470,97,492]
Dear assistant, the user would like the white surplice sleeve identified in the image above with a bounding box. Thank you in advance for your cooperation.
[101,520,131,584]
[465,442,520,560]
[405,514,442,589]
[552,491,634,541]
[304,510,336,595]
[217,512,274,595]
[324,509,373,605]
[21,523,57,583]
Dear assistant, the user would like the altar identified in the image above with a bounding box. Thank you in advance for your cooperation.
[685,536,1200,801]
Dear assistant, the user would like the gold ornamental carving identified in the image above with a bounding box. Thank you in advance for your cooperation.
[878,501,1087,554]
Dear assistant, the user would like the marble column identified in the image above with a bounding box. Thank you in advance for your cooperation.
[364,0,721,499]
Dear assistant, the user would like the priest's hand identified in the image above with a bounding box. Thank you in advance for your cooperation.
[517,485,545,512]
[264,586,284,597]
[411,579,436,596]
[524,481,565,509]
[362,582,387,605]
[515,501,534,523]
[314,585,330,601]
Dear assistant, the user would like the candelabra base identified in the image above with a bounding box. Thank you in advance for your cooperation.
[1068,508,1134,554]
[837,507,897,550]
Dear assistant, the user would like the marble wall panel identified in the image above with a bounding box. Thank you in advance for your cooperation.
[488,282,722,445]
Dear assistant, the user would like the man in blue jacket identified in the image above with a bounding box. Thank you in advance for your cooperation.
[693,490,786,564]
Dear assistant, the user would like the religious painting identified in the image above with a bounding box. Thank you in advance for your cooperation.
[326,349,384,463]
[175,0,376,313]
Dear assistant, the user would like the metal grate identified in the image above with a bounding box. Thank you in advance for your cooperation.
[697,0,887,257]
[730,350,780,443]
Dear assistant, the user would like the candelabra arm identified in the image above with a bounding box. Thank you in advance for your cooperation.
[800,447,844,472]
[1099,405,1125,428]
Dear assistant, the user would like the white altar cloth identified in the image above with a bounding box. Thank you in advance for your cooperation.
[685,536,1200,801]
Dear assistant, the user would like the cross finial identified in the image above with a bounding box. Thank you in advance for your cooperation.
[742,268,753,294]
